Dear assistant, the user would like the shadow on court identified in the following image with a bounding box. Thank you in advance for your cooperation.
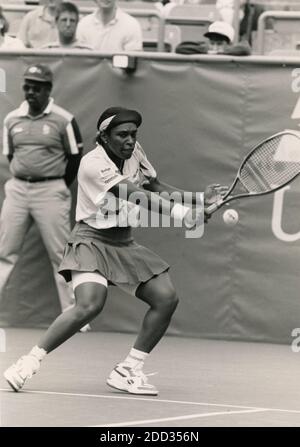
[1,328,300,427]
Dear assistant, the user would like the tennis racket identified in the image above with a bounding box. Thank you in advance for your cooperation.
[206,130,300,215]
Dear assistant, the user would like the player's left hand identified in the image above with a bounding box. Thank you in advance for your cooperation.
[204,184,229,206]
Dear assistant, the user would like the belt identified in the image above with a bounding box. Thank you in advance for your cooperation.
[15,176,64,183]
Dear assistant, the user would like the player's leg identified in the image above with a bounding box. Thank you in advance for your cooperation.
[0,178,32,298]
[38,274,107,352]
[107,272,178,395]
[3,273,107,391]
[133,271,179,352]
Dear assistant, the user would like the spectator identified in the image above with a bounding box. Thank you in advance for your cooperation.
[216,0,264,45]
[43,2,92,49]
[175,20,251,55]
[18,0,62,48]
[0,64,83,319]
[239,0,264,46]
[77,0,143,52]
[0,6,25,49]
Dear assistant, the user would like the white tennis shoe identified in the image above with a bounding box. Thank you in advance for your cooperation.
[107,362,158,396]
[79,323,92,333]
[4,355,40,392]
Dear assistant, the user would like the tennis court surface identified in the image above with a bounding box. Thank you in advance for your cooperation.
[1,328,300,427]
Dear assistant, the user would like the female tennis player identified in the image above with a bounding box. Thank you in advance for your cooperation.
[4,106,227,395]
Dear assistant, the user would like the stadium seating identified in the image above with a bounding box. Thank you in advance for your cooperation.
[163,4,219,42]
[257,10,300,54]
[2,2,217,52]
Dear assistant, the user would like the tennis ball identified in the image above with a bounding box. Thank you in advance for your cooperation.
[223,209,239,226]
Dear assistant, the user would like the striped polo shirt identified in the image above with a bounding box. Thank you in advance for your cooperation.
[3,98,83,179]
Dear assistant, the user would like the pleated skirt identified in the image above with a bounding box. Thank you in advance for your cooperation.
[58,222,169,285]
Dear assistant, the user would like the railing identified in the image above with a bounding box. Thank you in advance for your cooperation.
[257,10,300,54]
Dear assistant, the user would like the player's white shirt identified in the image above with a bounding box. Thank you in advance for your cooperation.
[76,142,157,229]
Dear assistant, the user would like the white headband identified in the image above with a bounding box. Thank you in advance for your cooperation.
[99,115,116,132]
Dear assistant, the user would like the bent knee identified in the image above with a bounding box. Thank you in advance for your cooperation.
[158,288,179,312]
[74,301,103,319]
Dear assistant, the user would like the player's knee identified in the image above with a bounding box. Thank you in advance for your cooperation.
[158,287,179,314]
[75,299,103,320]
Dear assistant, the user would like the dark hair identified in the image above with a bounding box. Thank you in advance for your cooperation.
[96,107,142,145]
[55,2,79,21]
[0,6,9,36]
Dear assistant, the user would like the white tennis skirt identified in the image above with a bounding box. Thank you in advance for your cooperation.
[58,222,169,286]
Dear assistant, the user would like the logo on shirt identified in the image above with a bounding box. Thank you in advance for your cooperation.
[43,124,50,135]
[103,174,119,184]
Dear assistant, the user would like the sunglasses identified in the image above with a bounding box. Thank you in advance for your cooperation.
[23,84,43,93]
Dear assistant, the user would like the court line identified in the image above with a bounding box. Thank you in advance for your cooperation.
[91,409,269,427]
[0,387,262,409]
[2,387,300,415]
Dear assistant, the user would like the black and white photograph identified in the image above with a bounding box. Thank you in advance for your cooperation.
[1,0,300,434]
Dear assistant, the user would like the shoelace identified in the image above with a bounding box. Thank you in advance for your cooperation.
[132,367,157,385]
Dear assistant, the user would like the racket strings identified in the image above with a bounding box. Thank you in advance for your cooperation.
[239,134,300,193]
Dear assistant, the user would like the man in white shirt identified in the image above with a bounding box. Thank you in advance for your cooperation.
[18,0,62,48]
[77,0,143,52]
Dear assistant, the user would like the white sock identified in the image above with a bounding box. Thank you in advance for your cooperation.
[123,348,148,368]
[29,345,47,362]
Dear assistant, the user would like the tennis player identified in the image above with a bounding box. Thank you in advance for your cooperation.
[4,107,227,395]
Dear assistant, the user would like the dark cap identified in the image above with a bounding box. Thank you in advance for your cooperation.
[97,107,142,132]
[23,64,53,83]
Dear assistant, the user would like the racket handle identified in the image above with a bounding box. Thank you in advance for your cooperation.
[205,200,223,215]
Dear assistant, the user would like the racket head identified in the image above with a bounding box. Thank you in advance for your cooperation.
[238,130,300,194]
[205,130,300,215]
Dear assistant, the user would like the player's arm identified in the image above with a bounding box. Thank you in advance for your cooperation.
[144,177,228,207]
[63,117,83,187]
[134,143,226,207]
[2,118,14,163]
[109,179,199,228]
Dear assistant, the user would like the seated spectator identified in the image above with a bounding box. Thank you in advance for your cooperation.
[216,0,264,46]
[18,0,62,48]
[175,21,251,56]
[76,0,143,52]
[43,2,92,49]
[0,6,25,49]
